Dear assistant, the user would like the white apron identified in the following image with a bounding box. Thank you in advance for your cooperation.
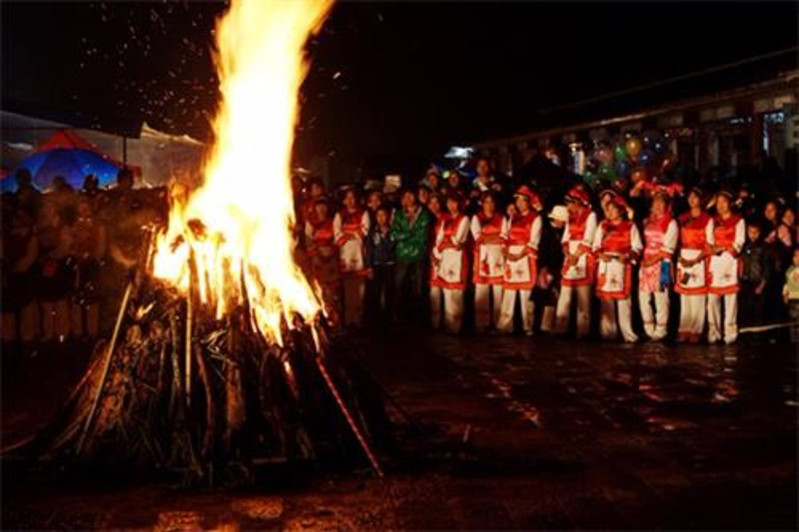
[340,238,365,274]
[708,252,738,292]
[478,243,505,280]
[505,246,533,286]
[438,248,465,285]
[676,249,706,292]
[562,241,590,282]
[597,258,626,296]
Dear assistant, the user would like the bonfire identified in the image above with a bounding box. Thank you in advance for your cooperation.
[6,0,388,482]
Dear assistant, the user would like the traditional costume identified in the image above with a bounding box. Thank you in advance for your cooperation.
[429,213,447,329]
[707,205,745,344]
[675,205,714,342]
[592,194,642,342]
[305,211,340,320]
[432,212,470,333]
[333,206,370,326]
[496,187,542,334]
[554,187,597,337]
[471,211,505,332]
[638,204,678,340]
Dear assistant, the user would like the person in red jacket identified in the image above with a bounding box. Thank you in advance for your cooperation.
[554,186,597,338]
[333,187,370,327]
[592,192,642,342]
[431,194,470,333]
[496,186,542,335]
[675,187,714,343]
[470,191,505,332]
[707,190,745,344]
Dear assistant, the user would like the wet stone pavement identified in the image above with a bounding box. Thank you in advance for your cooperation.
[3,332,798,530]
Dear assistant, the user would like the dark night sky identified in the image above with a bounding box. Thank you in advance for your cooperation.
[2,1,797,168]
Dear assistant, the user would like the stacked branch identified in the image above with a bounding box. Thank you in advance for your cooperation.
[7,269,389,483]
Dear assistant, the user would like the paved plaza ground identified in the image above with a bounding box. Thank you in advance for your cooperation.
[2,332,797,529]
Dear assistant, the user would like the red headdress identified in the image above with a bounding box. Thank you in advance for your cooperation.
[565,186,590,206]
[514,185,542,211]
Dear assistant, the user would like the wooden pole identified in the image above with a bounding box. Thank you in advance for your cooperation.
[185,290,193,408]
[313,347,384,477]
[185,250,196,408]
[76,280,134,455]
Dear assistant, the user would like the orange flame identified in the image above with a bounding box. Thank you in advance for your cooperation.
[152,0,334,345]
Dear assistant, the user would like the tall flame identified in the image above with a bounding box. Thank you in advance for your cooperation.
[152,0,334,345]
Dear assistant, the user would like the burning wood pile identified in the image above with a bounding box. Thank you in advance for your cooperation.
[11,248,387,482]
[4,0,390,482]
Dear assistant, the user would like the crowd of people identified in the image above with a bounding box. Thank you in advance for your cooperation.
[2,153,798,354]
[1,168,167,351]
[294,157,799,344]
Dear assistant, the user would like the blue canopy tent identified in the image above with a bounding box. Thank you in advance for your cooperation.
[2,130,126,192]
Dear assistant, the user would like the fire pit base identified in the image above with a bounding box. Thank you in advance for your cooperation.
[4,277,391,485]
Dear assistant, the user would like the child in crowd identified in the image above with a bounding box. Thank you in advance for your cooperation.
[783,247,799,343]
[739,219,771,328]
[537,205,567,333]
[366,205,396,328]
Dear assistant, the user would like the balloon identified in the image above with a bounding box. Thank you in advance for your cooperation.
[639,149,655,166]
[614,144,627,162]
[625,137,643,159]
[594,146,614,165]
[584,171,598,189]
[642,130,660,149]
[631,166,649,183]
[653,139,669,155]
[616,159,631,177]
[598,164,617,181]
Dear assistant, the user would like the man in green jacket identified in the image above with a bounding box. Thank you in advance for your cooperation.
[392,187,433,324]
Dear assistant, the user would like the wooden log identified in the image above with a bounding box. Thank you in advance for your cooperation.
[76,280,134,455]
[313,343,384,477]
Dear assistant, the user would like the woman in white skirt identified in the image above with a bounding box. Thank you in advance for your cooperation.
[496,186,542,335]
[707,190,745,344]
[470,191,505,332]
[592,192,642,342]
[675,187,714,343]
[431,194,470,333]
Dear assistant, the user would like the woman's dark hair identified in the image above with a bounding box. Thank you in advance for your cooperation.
[341,186,359,201]
[399,186,418,200]
[480,190,499,204]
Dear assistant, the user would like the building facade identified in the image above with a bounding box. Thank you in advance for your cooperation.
[472,70,799,180]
